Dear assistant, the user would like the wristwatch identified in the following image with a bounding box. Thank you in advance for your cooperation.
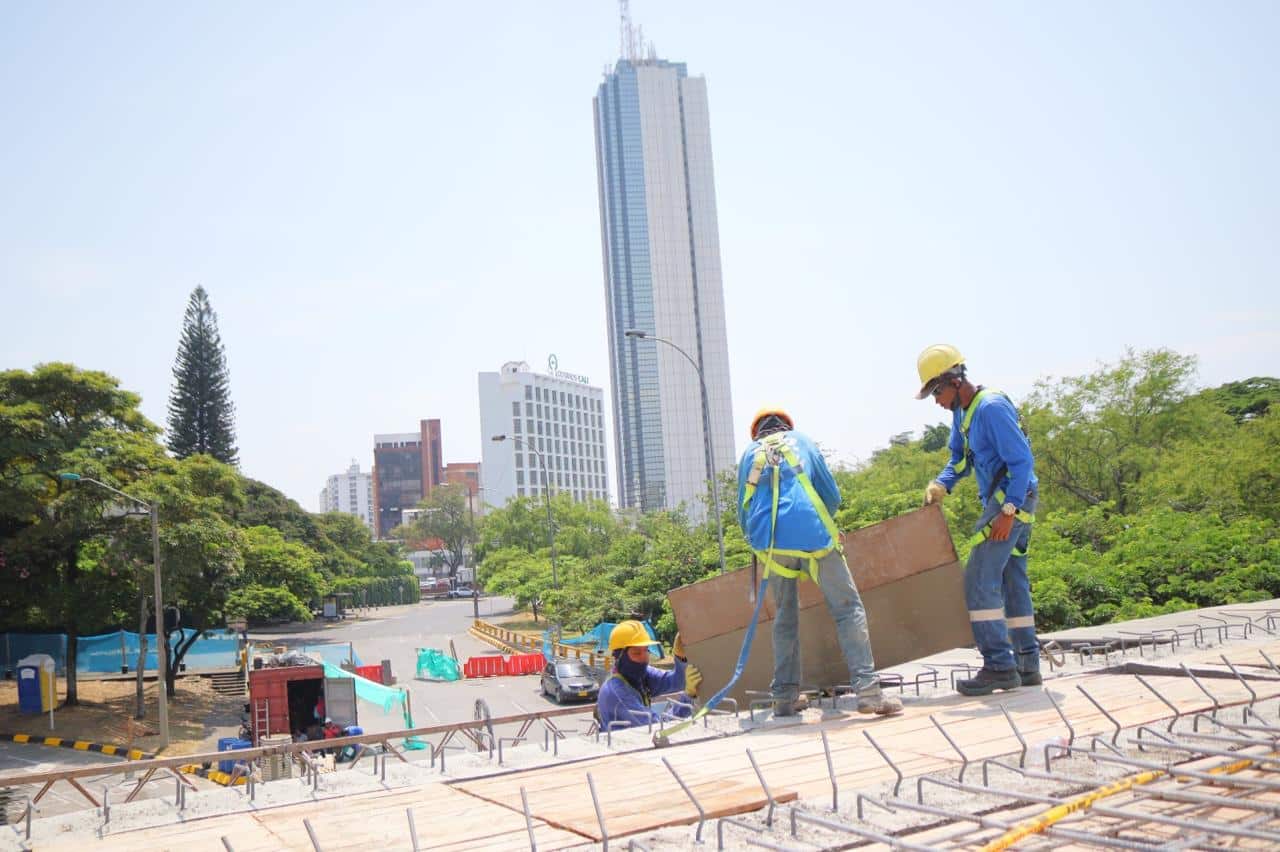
[1001,502,1017,517]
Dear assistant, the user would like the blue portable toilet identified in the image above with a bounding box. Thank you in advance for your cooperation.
[17,654,56,714]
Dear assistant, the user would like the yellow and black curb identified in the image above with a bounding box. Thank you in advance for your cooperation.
[178,763,246,786]
[1,732,152,761]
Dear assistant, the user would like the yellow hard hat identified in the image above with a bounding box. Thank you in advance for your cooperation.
[749,407,794,440]
[915,344,965,399]
[608,620,653,652]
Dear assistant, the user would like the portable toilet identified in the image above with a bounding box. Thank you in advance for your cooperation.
[17,654,56,714]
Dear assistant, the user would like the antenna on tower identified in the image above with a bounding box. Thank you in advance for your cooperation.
[619,0,637,61]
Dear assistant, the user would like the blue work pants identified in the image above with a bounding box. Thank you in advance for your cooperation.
[770,549,878,700]
[965,491,1039,673]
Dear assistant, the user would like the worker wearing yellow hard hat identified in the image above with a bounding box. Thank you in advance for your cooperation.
[916,345,1041,696]
[595,620,691,730]
[737,408,902,717]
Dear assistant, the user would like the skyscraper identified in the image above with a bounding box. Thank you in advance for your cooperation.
[594,52,734,517]
[318,460,374,531]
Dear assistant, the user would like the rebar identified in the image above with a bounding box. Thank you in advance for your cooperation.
[406,808,420,851]
[820,730,838,811]
[304,818,323,851]
[662,758,705,842]
[1077,684,1123,744]
[587,772,609,852]
[1135,673,1182,732]
[930,714,971,781]
[102,786,109,826]
[864,730,905,796]
[999,703,1029,768]
[857,792,896,820]
[1046,689,1076,747]
[790,807,936,851]
[221,838,235,851]
[520,787,537,852]
[1221,654,1257,719]
[717,816,763,851]
[1092,802,1280,843]
[745,748,778,827]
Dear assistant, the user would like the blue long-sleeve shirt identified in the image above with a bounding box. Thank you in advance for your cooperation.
[936,391,1037,509]
[596,660,687,729]
[736,430,841,553]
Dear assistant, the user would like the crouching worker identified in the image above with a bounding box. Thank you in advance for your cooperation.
[596,621,690,730]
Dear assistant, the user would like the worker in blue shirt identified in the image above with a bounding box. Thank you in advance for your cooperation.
[916,345,1041,696]
[738,408,902,717]
[596,621,690,731]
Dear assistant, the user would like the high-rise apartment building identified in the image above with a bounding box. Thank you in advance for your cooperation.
[479,360,609,509]
[370,418,478,539]
[594,54,735,517]
[318,460,374,530]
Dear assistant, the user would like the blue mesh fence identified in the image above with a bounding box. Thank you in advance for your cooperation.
[2,630,237,675]
[1,634,67,674]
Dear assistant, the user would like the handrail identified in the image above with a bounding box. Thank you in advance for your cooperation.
[0,704,598,791]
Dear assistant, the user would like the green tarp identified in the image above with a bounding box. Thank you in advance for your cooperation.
[416,648,461,681]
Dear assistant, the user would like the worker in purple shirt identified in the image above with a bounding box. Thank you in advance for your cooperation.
[595,621,690,730]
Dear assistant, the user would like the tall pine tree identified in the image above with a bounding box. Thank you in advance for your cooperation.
[167,286,238,464]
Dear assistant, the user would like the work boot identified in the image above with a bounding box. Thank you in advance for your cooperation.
[773,695,810,717]
[856,689,904,716]
[1018,670,1043,686]
[956,668,1021,696]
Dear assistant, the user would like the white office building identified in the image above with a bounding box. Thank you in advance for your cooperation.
[478,360,609,509]
[594,54,735,519]
[318,460,374,530]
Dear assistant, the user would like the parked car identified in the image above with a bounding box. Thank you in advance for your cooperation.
[447,584,478,599]
[418,578,450,596]
[540,658,599,704]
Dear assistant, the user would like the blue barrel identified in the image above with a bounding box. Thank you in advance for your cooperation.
[218,737,251,774]
[344,726,362,736]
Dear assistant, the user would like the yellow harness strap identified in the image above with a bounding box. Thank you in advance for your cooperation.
[741,433,841,583]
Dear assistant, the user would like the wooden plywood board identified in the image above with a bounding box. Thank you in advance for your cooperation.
[58,785,588,852]
[673,558,973,705]
[452,753,797,841]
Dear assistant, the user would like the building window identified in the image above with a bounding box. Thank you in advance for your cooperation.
[525,402,532,416]
[515,453,523,467]
[525,386,532,400]
[516,471,524,485]
[512,402,521,416]
[513,418,521,433]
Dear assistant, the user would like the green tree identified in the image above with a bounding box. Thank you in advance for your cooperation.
[166,286,238,464]
[0,363,163,705]
[393,484,476,577]
[240,526,324,606]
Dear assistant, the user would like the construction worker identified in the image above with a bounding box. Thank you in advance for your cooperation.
[596,620,689,730]
[738,409,903,717]
[916,345,1040,696]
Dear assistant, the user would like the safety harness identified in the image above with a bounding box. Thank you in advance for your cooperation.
[957,389,1035,556]
[740,432,841,584]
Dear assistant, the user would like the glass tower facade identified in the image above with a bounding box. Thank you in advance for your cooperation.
[594,58,735,517]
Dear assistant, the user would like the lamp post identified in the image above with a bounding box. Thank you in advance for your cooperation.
[490,435,557,589]
[58,473,169,749]
[624,329,727,575]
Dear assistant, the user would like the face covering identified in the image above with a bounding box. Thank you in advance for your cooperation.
[616,651,649,685]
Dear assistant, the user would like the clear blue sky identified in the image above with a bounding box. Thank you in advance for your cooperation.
[3,1,1277,508]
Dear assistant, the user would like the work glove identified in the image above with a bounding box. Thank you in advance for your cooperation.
[923,481,947,506]
[685,663,702,699]
[672,632,686,661]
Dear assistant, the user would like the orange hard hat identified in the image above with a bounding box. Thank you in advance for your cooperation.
[749,407,794,440]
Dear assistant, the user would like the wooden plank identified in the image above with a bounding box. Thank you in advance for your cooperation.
[48,785,587,852]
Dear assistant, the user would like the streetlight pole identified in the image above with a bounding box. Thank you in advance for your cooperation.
[490,435,557,589]
[59,473,169,749]
[624,329,728,575]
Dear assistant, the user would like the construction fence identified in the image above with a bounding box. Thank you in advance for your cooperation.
[1,629,239,676]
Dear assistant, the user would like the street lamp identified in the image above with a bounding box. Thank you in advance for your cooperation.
[59,472,169,749]
[624,329,728,575]
[490,435,557,589]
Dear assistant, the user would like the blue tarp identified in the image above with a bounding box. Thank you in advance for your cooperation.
[301,643,363,668]
[2,630,238,675]
[547,621,662,659]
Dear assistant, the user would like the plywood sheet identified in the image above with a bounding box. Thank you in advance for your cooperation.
[674,558,973,705]
[452,753,797,841]
[55,784,587,852]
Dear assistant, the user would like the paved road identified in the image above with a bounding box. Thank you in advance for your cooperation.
[250,597,583,734]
